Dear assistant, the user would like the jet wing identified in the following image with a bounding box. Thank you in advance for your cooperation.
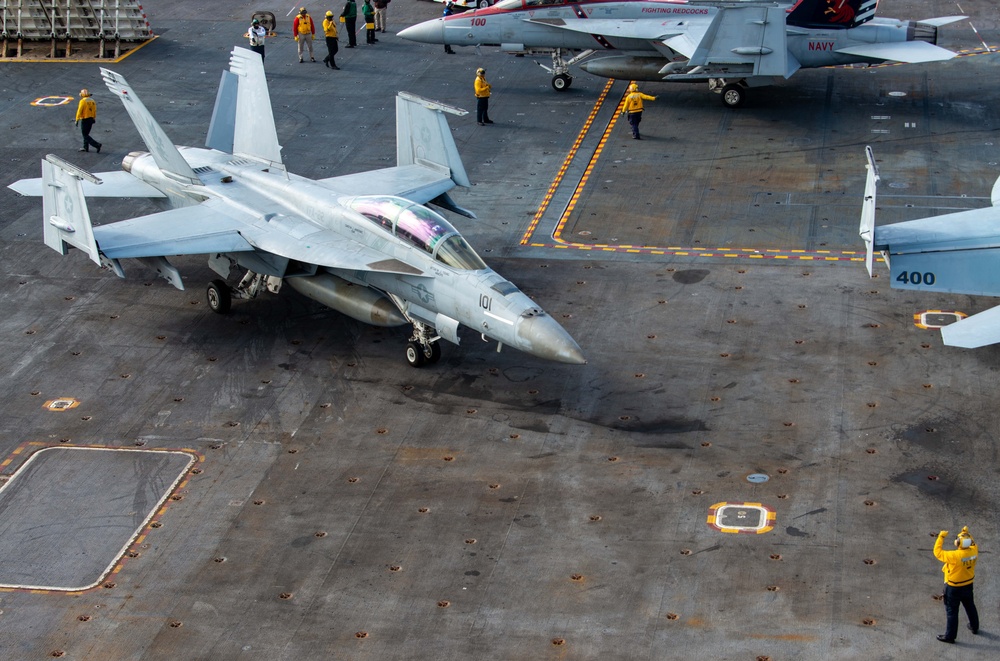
[315,163,454,204]
[836,40,957,64]
[526,18,709,54]
[93,198,255,259]
[9,171,167,198]
[94,198,427,276]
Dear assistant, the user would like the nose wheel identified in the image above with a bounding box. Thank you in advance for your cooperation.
[406,340,441,367]
[552,73,572,91]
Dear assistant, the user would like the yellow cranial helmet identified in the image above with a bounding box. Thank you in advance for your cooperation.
[300,7,307,14]
[326,10,333,16]
[955,526,974,548]
[629,83,638,92]
[79,89,90,97]
[477,68,486,75]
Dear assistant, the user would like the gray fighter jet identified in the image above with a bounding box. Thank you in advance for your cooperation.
[9,47,585,367]
[860,146,1000,349]
[399,0,965,107]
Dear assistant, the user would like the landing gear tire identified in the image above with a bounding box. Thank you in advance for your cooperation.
[721,83,746,109]
[477,0,491,7]
[206,279,232,314]
[406,341,427,367]
[552,74,572,92]
[405,340,441,367]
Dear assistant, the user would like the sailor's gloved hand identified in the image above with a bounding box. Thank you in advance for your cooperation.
[939,530,949,537]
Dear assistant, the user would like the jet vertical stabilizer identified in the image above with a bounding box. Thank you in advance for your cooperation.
[787,0,877,30]
[228,47,284,171]
[206,70,239,153]
[860,145,880,276]
[100,69,200,186]
[396,92,471,189]
[41,155,103,266]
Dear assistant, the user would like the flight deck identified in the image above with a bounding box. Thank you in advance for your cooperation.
[1,1,999,659]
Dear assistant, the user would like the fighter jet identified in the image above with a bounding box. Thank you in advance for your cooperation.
[9,47,585,367]
[860,146,1000,349]
[398,0,966,107]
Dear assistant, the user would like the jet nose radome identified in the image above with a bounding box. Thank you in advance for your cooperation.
[515,312,586,365]
[398,19,445,44]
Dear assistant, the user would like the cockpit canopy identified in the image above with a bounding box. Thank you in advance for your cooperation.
[347,195,487,271]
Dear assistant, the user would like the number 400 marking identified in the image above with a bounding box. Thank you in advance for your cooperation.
[896,271,936,286]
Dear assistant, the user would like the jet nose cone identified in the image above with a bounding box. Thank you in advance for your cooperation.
[398,19,445,44]
[515,313,586,365]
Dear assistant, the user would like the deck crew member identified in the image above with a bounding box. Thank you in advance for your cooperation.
[75,89,102,153]
[621,83,656,140]
[474,68,492,126]
[933,526,980,643]
[294,7,316,62]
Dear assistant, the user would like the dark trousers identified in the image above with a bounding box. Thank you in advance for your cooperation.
[80,118,101,151]
[366,26,376,43]
[324,37,338,65]
[944,584,979,640]
[476,97,490,123]
[345,18,357,46]
[627,111,642,138]
[250,44,265,60]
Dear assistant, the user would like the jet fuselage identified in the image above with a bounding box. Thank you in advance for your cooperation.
[121,148,584,364]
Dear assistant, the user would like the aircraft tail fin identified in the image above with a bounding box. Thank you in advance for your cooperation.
[41,155,103,267]
[228,47,284,170]
[206,69,239,153]
[860,145,881,276]
[395,92,471,188]
[787,0,877,30]
[941,305,1000,348]
[100,68,201,186]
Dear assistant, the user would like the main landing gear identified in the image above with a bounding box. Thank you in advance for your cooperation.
[537,48,594,92]
[205,270,274,313]
[710,78,748,108]
[206,269,445,368]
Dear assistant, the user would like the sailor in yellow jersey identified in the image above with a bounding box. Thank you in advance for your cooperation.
[293,7,316,63]
[933,526,980,643]
[621,83,656,140]
[474,68,492,126]
[74,89,102,153]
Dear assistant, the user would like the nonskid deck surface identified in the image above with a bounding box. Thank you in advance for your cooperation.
[0,1,998,658]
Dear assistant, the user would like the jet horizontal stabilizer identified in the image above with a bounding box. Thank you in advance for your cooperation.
[10,170,167,198]
[917,16,968,28]
[835,40,957,64]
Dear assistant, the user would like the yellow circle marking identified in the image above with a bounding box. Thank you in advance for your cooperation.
[31,96,73,107]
